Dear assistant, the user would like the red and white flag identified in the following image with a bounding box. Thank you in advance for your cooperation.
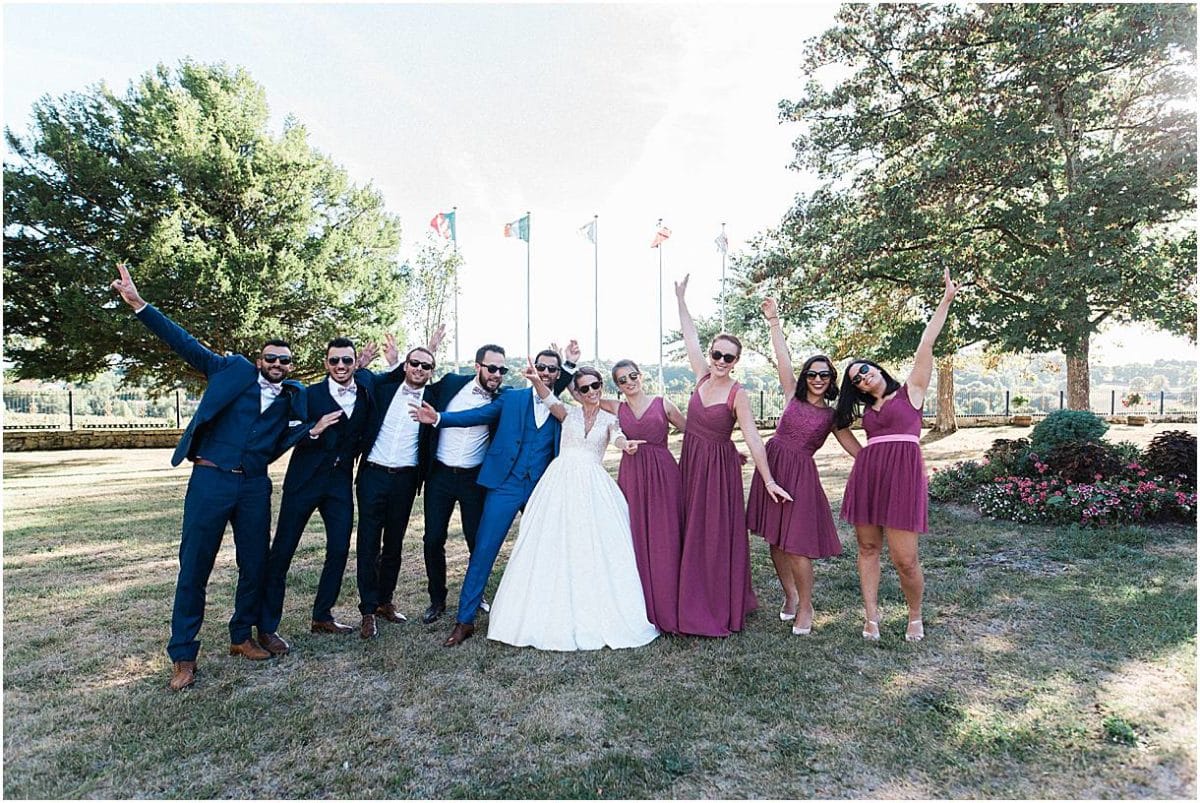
[650,225,672,248]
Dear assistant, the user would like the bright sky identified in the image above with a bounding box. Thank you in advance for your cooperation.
[4,2,1195,369]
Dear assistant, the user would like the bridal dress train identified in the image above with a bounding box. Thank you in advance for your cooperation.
[487,406,661,651]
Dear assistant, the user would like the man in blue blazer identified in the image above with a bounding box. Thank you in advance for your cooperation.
[111,264,342,691]
[412,345,579,646]
[257,336,379,650]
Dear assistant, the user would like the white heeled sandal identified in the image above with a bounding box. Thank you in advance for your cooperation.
[905,620,925,642]
[862,620,880,641]
[791,624,812,636]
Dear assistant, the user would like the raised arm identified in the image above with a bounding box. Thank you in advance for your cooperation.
[732,389,792,504]
[761,297,796,398]
[906,268,958,406]
[674,274,708,380]
[523,360,566,422]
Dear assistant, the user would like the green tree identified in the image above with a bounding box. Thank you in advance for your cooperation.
[4,60,404,391]
[760,4,1195,410]
[402,231,462,365]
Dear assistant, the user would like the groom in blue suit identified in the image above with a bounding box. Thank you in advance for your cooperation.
[412,345,579,645]
[111,264,342,691]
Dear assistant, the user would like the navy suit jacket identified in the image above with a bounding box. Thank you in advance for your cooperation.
[283,370,376,492]
[135,304,308,467]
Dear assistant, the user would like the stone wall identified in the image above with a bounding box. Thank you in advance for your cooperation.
[3,429,183,451]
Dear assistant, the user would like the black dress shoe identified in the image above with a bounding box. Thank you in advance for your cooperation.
[422,603,446,624]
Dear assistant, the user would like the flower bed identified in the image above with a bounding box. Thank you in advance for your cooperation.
[975,473,1196,526]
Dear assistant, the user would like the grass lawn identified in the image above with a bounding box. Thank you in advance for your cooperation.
[3,423,1195,798]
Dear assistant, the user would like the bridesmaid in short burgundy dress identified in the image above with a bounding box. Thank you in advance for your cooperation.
[606,360,687,633]
[747,298,861,636]
[835,269,959,643]
[673,275,791,637]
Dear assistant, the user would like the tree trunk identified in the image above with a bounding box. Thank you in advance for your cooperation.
[1065,338,1091,411]
[934,355,958,433]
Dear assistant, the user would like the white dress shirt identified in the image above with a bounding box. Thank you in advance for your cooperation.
[531,387,551,428]
[328,376,359,418]
[366,383,424,467]
[435,380,494,468]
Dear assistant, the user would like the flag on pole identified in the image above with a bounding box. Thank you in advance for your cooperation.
[503,215,530,242]
[430,210,457,241]
[578,219,597,244]
[714,230,728,254]
[651,225,671,248]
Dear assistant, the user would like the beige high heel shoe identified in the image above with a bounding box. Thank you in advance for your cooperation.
[862,619,880,641]
[905,620,925,642]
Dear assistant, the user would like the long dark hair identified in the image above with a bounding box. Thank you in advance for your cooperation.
[834,359,901,430]
[795,354,839,404]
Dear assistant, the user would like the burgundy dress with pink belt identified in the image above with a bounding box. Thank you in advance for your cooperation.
[677,376,757,636]
[840,383,928,533]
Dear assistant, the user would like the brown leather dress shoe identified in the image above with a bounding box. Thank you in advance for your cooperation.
[443,622,475,647]
[257,631,290,656]
[360,614,378,640]
[168,660,197,691]
[229,638,271,660]
[375,603,408,624]
[311,619,355,635]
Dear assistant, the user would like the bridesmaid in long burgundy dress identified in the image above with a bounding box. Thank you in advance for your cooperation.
[599,360,687,633]
[836,268,958,643]
[673,275,792,637]
[747,297,861,636]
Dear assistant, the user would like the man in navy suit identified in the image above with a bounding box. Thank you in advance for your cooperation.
[411,344,580,646]
[111,264,341,691]
[415,343,577,624]
[257,337,378,650]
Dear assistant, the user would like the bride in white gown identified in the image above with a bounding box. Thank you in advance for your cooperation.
[487,363,660,651]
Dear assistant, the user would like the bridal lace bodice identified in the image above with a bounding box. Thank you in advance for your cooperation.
[559,406,622,463]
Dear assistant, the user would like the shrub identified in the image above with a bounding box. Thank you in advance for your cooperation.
[1110,440,1142,466]
[1043,441,1123,484]
[1030,409,1109,451]
[976,475,1196,527]
[1142,430,1197,489]
[984,438,1032,475]
[930,460,995,504]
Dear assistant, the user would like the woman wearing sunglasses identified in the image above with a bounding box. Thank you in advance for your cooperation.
[836,268,958,643]
[674,275,792,638]
[485,362,659,651]
[747,298,862,636]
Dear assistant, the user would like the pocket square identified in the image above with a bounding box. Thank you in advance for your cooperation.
[289,419,303,427]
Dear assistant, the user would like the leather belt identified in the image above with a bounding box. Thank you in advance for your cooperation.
[193,457,244,474]
[365,461,416,474]
[435,460,480,475]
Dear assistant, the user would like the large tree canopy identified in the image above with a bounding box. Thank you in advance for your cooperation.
[4,60,404,391]
[750,3,1196,409]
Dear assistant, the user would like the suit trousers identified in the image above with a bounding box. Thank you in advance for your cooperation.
[355,463,420,615]
[261,467,354,632]
[168,466,272,662]
[422,461,486,607]
[455,475,537,625]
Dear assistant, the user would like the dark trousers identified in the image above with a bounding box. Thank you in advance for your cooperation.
[355,463,419,615]
[260,467,354,633]
[168,467,272,662]
[422,461,486,606]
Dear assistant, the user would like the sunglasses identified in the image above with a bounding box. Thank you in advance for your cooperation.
[615,371,640,385]
[480,363,509,375]
[804,370,833,380]
[710,349,738,364]
[261,353,293,365]
[850,364,872,385]
[535,363,560,374]
[576,381,603,393]
[408,359,434,371]
[327,356,356,366]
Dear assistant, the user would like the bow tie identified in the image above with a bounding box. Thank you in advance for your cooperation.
[400,385,423,399]
[336,383,358,397]
[472,385,493,400]
[258,377,283,396]
[533,393,545,406]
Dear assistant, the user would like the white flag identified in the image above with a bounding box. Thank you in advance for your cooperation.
[714,231,729,254]
[578,220,597,244]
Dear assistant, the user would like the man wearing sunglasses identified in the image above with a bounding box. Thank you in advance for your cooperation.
[410,341,582,646]
[257,333,412,653]
[110,263,340,691]
[415,341,579,625]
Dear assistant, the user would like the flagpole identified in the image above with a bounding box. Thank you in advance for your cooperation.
[657,217,664,392]
[720,221,727,331]
[592,214,599,363]
[452,205,459,372]
[525,210,532,358]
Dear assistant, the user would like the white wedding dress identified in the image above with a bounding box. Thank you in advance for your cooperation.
[487,406,660,651]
